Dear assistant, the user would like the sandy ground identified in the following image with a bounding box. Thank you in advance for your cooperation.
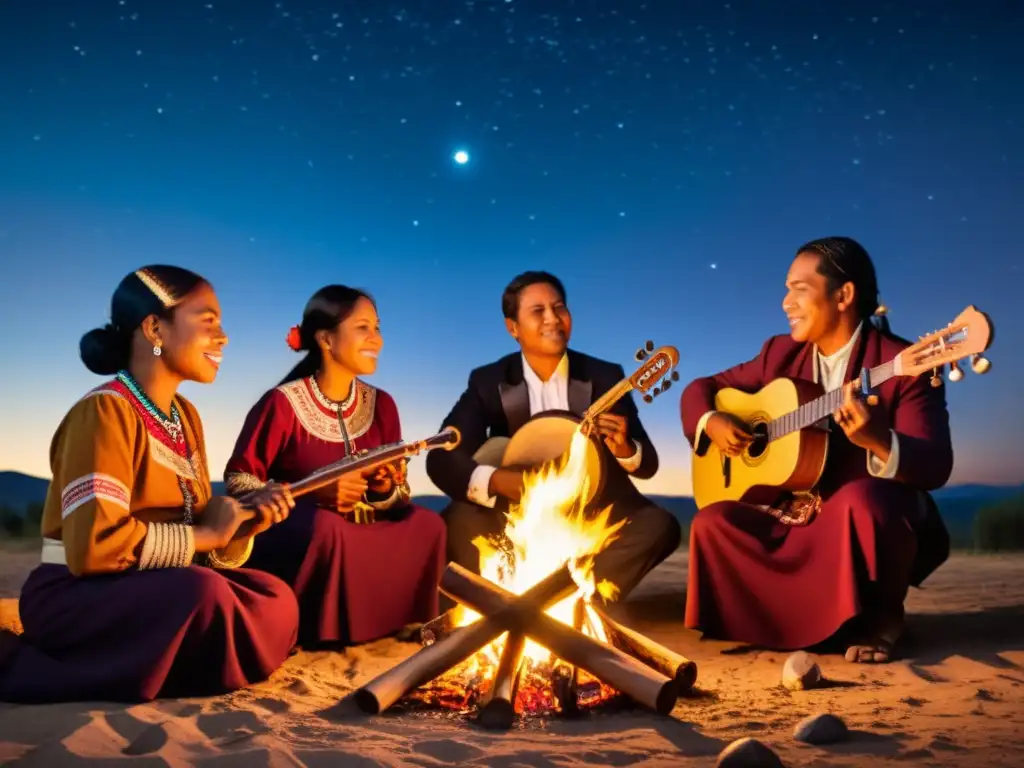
[1,544,1022,767]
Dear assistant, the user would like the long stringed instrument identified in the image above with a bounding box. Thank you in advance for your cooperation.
[691,306,995,510]
[473,342,680,506]
[246,427,461,502]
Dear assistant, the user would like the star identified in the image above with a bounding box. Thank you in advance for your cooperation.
[452,149,470,165]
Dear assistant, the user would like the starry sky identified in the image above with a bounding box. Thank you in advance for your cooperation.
[1,0,1021,495]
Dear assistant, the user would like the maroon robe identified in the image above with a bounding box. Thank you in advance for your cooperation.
[224,377,446,647]
[679,324,953,650]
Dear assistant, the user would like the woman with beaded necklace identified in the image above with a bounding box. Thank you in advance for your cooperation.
[224,285,446,648]
[0,266,299,703]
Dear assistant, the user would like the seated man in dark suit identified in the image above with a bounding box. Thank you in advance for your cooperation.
[426,270,681,606]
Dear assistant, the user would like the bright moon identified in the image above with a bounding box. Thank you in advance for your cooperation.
[453,149,469,165]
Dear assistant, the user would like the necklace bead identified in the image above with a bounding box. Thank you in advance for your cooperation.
[116,370,198,525]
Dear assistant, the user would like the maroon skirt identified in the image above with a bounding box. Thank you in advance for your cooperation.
[245,502,446,646]
[685,477,922,650]
[0,563,298,703]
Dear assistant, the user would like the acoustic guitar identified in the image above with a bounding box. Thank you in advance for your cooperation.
[690,306,995,510]
[472,342,680,506]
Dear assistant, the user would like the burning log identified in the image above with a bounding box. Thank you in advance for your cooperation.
[440,564,680,716]
[589,603,698,694]
[419,609,457,646]
[354,563,578,714]
[476,631,527,729]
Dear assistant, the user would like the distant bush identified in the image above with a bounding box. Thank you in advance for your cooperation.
[973,494,1024,551]
[0,504,24,537]
[0,502,42,539]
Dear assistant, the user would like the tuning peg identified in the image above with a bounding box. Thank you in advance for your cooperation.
[642,394,654,403]
[645,340,654,352]
[671,370,680,381]
[652,385,662,397]
[971,354,991,374]
[947,361,964,382]
[660,379,672,391]
[635,348,648,361]
[930,368,943,388]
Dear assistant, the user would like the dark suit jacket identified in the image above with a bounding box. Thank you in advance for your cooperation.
[427,349,659,509]
[678,322,953,586]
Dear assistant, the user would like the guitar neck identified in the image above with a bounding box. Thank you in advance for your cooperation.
[768,360,896,440]
[582,378,635,423]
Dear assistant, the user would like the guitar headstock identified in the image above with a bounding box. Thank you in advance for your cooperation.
[630,341,681,403]
[895,305,994,386]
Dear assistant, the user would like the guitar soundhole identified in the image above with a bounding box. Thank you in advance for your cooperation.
[746,422,769,459]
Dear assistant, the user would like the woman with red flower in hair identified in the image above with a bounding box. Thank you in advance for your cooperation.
[223,285,446,648]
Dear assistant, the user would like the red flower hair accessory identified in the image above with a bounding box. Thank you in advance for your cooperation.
[286,325,302,351]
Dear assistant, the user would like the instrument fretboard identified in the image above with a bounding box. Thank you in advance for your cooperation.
[766,361,895,441]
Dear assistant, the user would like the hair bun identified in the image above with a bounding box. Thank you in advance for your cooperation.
[80,324,130,376]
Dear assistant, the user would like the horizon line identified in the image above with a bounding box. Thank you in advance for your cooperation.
[1,468,1022,496]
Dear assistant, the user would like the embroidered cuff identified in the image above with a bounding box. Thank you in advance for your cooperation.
[366,481,411,511]
[138,522,196,569]
[207,536,255,569]
[224,471,268,497]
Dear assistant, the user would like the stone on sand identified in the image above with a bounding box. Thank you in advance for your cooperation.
[781,651,821,690]
[793,713,848,744]
[716,737,785,767]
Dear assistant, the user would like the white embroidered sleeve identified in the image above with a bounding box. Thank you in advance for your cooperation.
[138,522,196,569]
[224,471,268,497]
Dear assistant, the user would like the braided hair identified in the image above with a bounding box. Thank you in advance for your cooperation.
[796,236,891,334]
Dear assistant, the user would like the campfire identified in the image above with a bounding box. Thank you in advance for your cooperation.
[355,430,697,728]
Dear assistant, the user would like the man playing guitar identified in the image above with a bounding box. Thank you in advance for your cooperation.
[427,271,681,608]
[680,237,954,663]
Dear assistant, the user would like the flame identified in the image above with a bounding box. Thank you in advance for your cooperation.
[439,428,627,713]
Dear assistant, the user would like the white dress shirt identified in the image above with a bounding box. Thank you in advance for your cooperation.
[694,323,899,479]
[466,353,644,507]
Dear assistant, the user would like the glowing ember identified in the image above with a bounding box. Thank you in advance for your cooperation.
[416,429,628,716]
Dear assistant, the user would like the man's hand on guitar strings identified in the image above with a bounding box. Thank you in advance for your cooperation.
[590,412,637,459]
[834,382,890,456]
[706,413,754,457]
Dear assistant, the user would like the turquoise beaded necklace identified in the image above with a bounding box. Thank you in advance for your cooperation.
[116,369,197,524]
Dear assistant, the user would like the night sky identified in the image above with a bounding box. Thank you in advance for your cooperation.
[1,1,1020,495]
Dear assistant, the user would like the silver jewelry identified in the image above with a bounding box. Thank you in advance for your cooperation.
[153,344,162,357]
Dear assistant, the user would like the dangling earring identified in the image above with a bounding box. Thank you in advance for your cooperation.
[153,344,162,357]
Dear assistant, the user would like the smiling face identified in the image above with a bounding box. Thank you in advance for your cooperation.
[319,296,383,376]
[506,281,572,357]
[152,282,228,384]
[782,251,854,346]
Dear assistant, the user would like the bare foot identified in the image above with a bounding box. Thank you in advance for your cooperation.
[845,613,902,664]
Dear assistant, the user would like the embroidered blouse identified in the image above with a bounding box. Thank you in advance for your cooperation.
[41,375,248,576]
[224,376,412,511]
